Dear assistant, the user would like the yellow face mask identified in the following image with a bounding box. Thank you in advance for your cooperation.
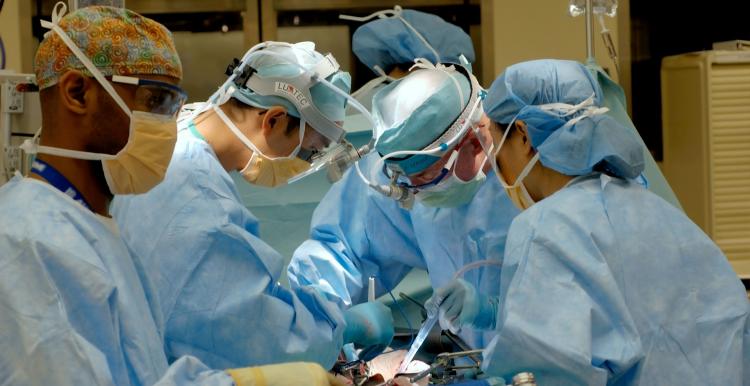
[483,117,540,211]
[495,161,536,211]
[213,104,314,188]
[22,110,177,195]
[102,111,177,194]
[240,152,311,188]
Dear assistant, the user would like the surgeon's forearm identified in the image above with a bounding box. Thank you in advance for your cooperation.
[155,356,235,386]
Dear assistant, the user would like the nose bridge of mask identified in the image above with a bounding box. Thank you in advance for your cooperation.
[213,104,305,161]
[22,4,135,161]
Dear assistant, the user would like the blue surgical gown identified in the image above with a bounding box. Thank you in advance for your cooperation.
[111,128,345,370]
[0,176,232,386]
[483,173,750,385]
[288,153,520,349]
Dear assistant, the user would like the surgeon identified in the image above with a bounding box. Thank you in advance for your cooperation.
[288,55,518,353]
[0,4,342,386]
[430,59,750,385]
[344,5,475,110]
[110,41,393,369]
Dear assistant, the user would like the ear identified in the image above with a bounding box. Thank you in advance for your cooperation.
[463,130,484,156]
[260,106,290,136]
[56,70,91,115]
[515,120,534,154]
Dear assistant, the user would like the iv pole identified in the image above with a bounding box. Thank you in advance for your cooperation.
[585,0,595,60]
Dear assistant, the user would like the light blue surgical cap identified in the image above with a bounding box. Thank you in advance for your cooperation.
[352,9,475,75]
[232,42,351,123]
[373,66,471,175]
[484,59,644,179]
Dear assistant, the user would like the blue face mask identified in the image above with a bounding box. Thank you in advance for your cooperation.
[416,170,486,208]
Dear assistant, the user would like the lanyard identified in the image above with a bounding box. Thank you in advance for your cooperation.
[30,158,92,210]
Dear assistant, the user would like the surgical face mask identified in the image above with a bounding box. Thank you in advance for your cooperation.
[496,154,538,211]
[21,10,182,195]
[479,113,539,211]
[240,151,312,188]
[417,169,486,208]
[102,111,178,194]
[213,105,311,188]
[495,129,540,211]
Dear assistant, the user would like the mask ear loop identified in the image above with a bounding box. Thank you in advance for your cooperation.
[484,110,520,185]
[488,94,609,189]
[488,109,542,189]
[213,104,306,162]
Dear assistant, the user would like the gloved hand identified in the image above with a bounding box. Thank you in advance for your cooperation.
[424,278,498,334]
[343,301,394,360]
[227,362,345,386]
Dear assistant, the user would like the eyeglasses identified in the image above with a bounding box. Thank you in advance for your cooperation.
[112,75,188,117]
[383,130,482,191]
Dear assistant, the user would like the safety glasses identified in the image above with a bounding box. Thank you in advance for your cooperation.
[112,75,188,117]
[383,148,465,192]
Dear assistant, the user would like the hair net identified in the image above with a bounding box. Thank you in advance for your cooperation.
[352,9,475,75]
[373,64,471,175]
[484,59,644,179]
[232,42,351,123]
[34,5,182,90]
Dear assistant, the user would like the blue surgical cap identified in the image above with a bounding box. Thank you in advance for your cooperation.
[373,67,471,175]
[232,42,351,123]
[484,59,644,179]
[352,9,475,75]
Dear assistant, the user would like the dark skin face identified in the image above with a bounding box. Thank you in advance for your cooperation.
[33,70,180,216]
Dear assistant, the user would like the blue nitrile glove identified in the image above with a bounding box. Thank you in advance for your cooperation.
[343,301,394,360]
[424,278,498,334]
